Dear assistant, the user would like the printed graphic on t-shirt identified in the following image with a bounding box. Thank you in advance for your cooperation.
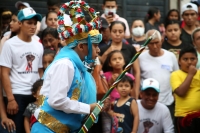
[168,48,181,59]
[26,54,35,72]
[143,121,153,133]
[115,113,125,123]
[140,118,159,133]
[18,52,40,74]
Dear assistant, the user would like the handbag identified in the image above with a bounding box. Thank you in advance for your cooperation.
[92,64,109,100]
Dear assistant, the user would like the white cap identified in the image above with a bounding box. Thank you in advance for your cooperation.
[181,3,198,14]
[15,1,30,9]
[141,78,160,93]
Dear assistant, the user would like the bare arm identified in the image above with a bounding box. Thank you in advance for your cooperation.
[1,66,18,115]
[24,117,30,133]
[0,66,16,132]
[38,68,43,78]
[131,100,139,133]
[174,65,197,97]
[132,59,140,99]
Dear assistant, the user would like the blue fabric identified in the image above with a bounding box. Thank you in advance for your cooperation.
[31,122,54,133]
[84,34,93,63]
[40,47,97,132]
[62,34,102,64]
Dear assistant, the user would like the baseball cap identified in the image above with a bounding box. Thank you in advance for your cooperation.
[181,3,198,15]
[18,7,42,22]
[100,17,109,29]
[15,1,30,9]
[141,78,160,93]
[191,0,200,6]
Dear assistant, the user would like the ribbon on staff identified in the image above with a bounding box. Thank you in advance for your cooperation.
[78,31,156,133]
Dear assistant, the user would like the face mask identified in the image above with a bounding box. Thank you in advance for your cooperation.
[104,8,117,16]
[132,27,145,37]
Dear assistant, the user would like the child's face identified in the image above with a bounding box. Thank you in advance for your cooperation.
[169,11,179,20]
[116,81,132,97]
[109,52,125,70]
[43,54,54,70]
[195,20,200,28]
[193,31,200,48]
[48,5,60,14]
[179,53,198,73]
[33,86,41,99]
[165,23,181,42]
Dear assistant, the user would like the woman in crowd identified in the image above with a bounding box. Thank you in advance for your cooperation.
[45,11,58,29]
[0,11,19,53]
[40,27,62,54]
[0,8,12,38]
[144,7,161,33]
[127,19,146,51]
[99,21,140,99]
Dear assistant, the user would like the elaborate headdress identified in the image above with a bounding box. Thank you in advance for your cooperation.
[57,0,102,63]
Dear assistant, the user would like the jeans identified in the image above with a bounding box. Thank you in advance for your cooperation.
[4,94,35,133]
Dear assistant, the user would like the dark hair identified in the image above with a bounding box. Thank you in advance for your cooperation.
[41,27,59,40]
[43,49,56,57]
[165,9,180,22]
[117,75,134,88]
[102,50,125,72]
[179,46,197,60]
[10,11,19,38]
[144,7,160,23]
[164,20,181,29]
[32,79,43,94]
[103,0,117,5]
[47,0,60,6]
[45,11,57,20]
[109,21,126,32]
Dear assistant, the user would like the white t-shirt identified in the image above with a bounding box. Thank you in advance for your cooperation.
[40,14,72,31]
[0,36,43,95]
[137,100,174,133]
[139,49,179,105]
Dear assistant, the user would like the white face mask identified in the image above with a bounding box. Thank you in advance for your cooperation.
[104,8,117,16]
[132,27,145,37]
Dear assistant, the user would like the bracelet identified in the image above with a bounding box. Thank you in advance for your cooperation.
[8,99,15,102]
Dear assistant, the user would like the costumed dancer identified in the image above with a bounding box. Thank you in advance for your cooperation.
[31,1,102,133]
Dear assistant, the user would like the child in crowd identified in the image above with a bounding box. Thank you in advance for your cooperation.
[113,75,139,133]
[104,50,135,102]
[165,9,180,22]
[162,20,189,59]
[170,46,200,133]
[192,27,200,69]
[23,79,43,133]
[42,49,56,71]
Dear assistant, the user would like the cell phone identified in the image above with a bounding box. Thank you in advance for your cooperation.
[108,12,114,17]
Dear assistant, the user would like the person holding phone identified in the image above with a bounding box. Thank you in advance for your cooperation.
[101,0,130,39]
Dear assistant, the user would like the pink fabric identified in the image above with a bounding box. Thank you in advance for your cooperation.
[104,71,135,102]
[101,14,130,37]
